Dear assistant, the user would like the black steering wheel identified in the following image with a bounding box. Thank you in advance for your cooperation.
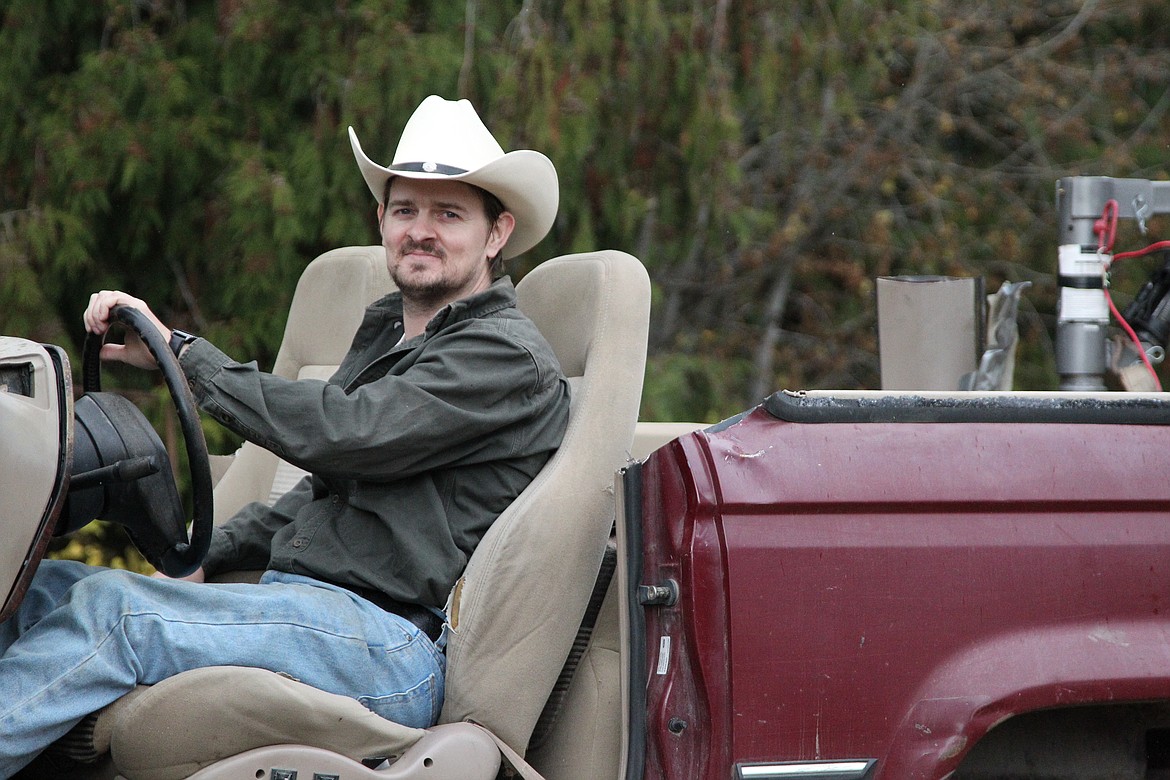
[64,305,213,577]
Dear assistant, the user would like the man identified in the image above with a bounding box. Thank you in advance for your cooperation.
[0,95,569,778]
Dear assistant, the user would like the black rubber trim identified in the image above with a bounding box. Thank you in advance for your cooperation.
[621,463,648,780]
[764,391,1170,425]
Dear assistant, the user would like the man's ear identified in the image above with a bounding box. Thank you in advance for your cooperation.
[377,202,386,227]
[487,211,516,257]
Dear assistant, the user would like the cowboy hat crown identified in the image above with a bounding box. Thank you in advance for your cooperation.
[349,96,558,259]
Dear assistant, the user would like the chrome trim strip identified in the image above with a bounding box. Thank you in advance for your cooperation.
[736,759,876,779]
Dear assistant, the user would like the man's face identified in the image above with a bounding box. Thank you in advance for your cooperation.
[378,177,514,310]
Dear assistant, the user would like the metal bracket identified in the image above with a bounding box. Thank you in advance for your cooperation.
[638,579,679,607]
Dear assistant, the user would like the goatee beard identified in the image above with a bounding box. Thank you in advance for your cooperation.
[391,239,457,308]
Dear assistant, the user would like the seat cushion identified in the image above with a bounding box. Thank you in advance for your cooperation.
[107,667,425,780]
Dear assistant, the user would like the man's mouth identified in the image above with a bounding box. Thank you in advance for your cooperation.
[399,240,444,261]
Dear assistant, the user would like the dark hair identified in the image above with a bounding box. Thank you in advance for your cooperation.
[381,177,509,277]
[477,187,508,277]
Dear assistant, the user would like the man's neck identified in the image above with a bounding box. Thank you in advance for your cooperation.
[400,280,493,339]
[401,300,441,340]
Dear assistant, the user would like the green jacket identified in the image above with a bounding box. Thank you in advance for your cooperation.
[183,277,570,607]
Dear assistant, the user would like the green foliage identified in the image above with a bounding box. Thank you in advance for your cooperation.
[49,521,152,574]
[5,0,1170,565]
[642,350,755,424]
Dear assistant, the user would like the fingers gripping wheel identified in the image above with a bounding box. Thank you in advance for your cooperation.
[60,306,213,577]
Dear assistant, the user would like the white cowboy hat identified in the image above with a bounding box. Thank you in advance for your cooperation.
[349,95,559,259]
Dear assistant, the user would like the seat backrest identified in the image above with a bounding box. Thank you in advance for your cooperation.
[439,250,651,754]
[212,245,394,520]
[211,245,651,755]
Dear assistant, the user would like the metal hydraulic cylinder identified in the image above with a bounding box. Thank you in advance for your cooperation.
[1056,244,1109,391]
[1054,176,1170,391]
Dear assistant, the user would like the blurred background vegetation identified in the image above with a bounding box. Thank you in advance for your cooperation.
[3,0,1170,569]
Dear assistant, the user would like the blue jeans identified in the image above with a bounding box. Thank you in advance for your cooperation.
[0,560,445,778]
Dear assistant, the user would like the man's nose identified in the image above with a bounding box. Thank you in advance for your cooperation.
[406,213,438,240]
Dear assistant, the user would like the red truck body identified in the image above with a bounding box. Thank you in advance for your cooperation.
[626,390,1170,780]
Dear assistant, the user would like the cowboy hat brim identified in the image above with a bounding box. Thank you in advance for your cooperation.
[349,127,558,260]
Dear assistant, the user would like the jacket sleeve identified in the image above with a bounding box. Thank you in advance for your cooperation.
[178,322,552,483]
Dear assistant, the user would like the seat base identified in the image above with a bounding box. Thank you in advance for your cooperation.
[174,724,501,780]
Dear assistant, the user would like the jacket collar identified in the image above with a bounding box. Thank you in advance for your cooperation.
[369,276,518,336]
[428,276,517,334]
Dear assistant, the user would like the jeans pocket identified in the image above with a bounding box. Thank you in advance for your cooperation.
[359,672,441,728]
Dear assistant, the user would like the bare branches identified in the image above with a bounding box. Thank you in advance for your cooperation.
[457,0,478,98]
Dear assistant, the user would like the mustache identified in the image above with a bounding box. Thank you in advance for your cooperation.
[398,238,445,259]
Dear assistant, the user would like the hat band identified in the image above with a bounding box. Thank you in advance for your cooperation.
[390,161,469,176]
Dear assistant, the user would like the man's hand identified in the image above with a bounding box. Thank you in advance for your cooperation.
[83,290,172,370]
[151,567,206,583]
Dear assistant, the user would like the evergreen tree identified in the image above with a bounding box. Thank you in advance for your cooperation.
[3,0,1169,424]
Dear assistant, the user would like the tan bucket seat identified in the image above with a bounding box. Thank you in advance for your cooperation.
[57,245,649,779]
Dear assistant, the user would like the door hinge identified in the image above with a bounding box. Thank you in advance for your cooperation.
[638,579,678,606]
